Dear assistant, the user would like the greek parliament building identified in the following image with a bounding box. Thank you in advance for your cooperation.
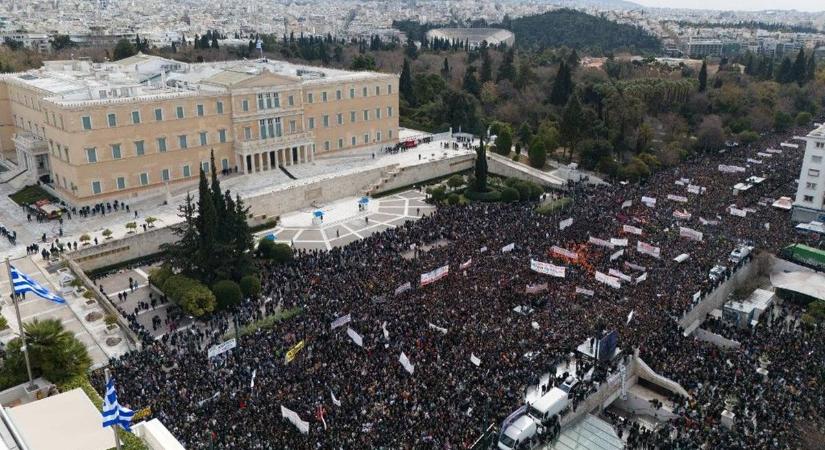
[0,53,399,205]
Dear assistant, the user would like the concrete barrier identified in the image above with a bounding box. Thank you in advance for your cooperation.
[487,153,566,189]
[692,328,741,349]
[374,154,475,194]
[66,227,177,272]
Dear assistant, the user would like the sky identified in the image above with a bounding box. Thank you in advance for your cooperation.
[631,0,824,12]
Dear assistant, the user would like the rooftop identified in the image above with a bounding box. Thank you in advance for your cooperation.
[5,53,395,106]
[808,122,825,139]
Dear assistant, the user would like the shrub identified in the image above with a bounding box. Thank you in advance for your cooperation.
[148,265,173,289]
[0,316,7,329]
[773,111,793,132]
[796,111,812,126]
[738,130,759,145]
[446,193,461,205]
[102,229,113,240]
[464,188,502,202]
[500,186,520,202]
[446,174,465,191]
[125,222,137,233]
[258,239,293,263]
[212,280,242,310]
[104,314,118,326]
[163,275,215,317]
[239,274,262,298]
[528,138,547,168]
[145,217,158,228]
[426,185,447,203]
[79,234,91,245]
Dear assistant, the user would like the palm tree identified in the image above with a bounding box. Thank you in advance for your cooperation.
[1,319,91,385]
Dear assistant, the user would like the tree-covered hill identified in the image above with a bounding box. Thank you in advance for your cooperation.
[505,9,661,54]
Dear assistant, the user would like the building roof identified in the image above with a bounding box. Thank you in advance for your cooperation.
[5,388,114,450]
[549,414,624,450]
[771,271,825,301]
[808,123,825,139]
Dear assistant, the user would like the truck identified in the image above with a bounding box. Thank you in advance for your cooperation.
[497,380,575,450]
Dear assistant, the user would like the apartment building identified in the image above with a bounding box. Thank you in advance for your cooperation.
[793,123,825,222]
[0,54,398,205]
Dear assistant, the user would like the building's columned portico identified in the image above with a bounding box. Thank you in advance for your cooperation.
[234,132,314,174]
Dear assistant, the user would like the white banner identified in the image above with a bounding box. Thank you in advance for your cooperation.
[394,282,412,296]
[687,185,705,195]
[641,196,657,208]
[608,268,632,282]
[623,225,643,235]
[399,352,414,375]
[501,243,515,253]
[530,259,566,278]
[281,405,310,434]
[667,194,688,203]
[637,241,661,259]
[673,209,692,220]
[428,322,448,334]
[207,338,237,359]
[610,238,629,247]
[382,321,389,340]
[575,287,594,297]
[757,152,772,158]
[470,353,481,367]
[479,246,488,253]
[679,226,703,242]
[718,164,746,173]
[346,327,363,347]
[635,272,648,284]
[693,291,702,302]
[610,249,624,261]
[460,258,472,269]
[589,236,615,249]
[621,200,632,209]
[331,313,352,330]
[331,390,342,407]
[746,158,763,164]
[525,283,549,294]
[699,217,719,226]
[766,148,783,154]
[780,142,798,149]
[420,265,449,286]
[595,271,622,289]
[624,261,647,272]
[729,207,747,217]
[551,245,578,261]
[559,218,574,230]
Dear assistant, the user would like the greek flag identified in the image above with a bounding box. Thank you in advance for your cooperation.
[102,378,135,431]
[10,265,65,304]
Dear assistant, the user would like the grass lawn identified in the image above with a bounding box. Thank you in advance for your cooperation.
[9,184,58,206]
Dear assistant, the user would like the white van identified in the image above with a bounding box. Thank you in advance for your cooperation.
[526,387,569,425]
[729,245,753,263]
[497,414,537,450]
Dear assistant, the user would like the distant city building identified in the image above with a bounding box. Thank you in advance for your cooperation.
[425,28,514,48]
[793,123,825,222]
[685,39,723,58]
[0,54,398,205]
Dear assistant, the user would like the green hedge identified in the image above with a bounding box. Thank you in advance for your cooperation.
[9,184,59,206]
[226,307,303,339]
[464,188,502,202]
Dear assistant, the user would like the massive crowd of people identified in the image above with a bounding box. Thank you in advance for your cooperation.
[94,124,825,449]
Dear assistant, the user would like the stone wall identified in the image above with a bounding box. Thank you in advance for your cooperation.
[486,153,566,189]
[693,328,742,349]
[374,154,475,194]
[67,226,177,272]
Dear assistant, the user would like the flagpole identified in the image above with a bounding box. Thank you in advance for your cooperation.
[104,368,122,450]
[5,257,35,390]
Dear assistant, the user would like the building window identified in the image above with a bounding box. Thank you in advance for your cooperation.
[363,110,369,121]
[806,182,817,189]
[350,88,355,99]
[134,140,145,156]
[161,169,170,182]
[273,93,280,108]
[804,195,814,202]
[257,94,264,110]
[154,108,163,121]
[375,86,380,95]
[813,155,823,163]
[111,144,122,159]
[179,135,188,149]
[387,106,393,117]
[322,91,328,102]
[350,111,356,123]
[288,95,294,106]
[387,84,392,94]
[351,136,356,146]
[336,90,342,100]
[817,142,825,149]
[91,181,101,194]
[197,104,204,117]
[176,106,184,119]
[140,172,149,186]
[308,117,315,130]
[809,169,821,177]
[337,113,343,125]
[323,115,329,128]
[107,113,117,127]
[242,99,249,112]
[362,87,368,97]
[377,131,382,141]
[388,129,393,139]
[221,158,229,170]
[199,132,208,146]
[376,108,381,119]
[307,93,314,104]
[131,111,141,124]
[244,127,252,140]
[157,137,167,152]
[183,165,191,178]
[201,161,210,173]
[324,141,330,151]
[216,101,224,114]
[338,138,343,149]
[219,129,227,143]
[86,147,97,163]
[289,120,296,133]
[116,177,126,190]
[364,133,369,144]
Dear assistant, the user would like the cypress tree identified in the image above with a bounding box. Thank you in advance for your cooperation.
[698,60,708,92]
[776,57,793,83]
[807,53,817,82]
[550,62,573,105]
[497,47,516,82]
[560,94,584,160]
[462,66,481,97]
[441,57,451,80]
[480,46,492,83]
[400,58,415,105]
[792,48,807,84]
[474,134,488,192]
[196,168,218,283]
